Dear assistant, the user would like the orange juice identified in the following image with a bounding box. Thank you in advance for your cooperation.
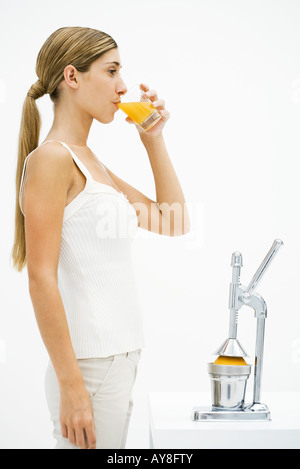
[214,355,248,366]
[117,101,156,125]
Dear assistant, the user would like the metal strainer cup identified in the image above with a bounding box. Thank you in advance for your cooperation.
[208,363,252,410]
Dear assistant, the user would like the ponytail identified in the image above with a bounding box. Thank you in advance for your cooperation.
[11,81,46,271]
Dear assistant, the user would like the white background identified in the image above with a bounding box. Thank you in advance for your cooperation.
[0,0,299,449]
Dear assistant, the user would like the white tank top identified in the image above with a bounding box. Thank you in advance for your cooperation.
[19,141,145,358]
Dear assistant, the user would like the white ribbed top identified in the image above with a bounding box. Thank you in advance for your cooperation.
[19,141,145,358]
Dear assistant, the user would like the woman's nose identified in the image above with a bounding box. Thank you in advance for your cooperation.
[117,78,127,96]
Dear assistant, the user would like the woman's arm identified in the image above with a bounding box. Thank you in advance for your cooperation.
[103,84,191,236]
[23,142,96,449]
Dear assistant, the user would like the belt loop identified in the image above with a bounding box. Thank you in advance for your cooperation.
[126,352,129,357]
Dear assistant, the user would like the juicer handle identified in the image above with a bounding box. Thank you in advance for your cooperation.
[242,239,284,300]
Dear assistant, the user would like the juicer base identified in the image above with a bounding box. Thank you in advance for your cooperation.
[192,404,271,421]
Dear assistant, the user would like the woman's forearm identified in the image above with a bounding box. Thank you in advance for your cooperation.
[140,134,184,204]
[29,277,84,388]
[140,133,191,234]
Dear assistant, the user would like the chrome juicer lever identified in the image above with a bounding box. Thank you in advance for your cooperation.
[242,239,283,408]
[241,239,284,302]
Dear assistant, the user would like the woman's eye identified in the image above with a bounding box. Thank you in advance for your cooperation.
[109,69,117,75]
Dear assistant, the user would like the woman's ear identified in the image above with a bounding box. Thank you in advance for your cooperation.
[63,65,79,90]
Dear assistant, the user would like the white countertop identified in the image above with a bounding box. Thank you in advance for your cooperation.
[148,391,300,449]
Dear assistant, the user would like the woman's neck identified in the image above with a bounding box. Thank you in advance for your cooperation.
[44,102,93,147]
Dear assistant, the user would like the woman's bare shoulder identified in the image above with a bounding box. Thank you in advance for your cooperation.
[27,141,73,170]
[25,141,74,186]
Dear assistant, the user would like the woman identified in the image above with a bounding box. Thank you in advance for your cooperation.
[11,26,190,449]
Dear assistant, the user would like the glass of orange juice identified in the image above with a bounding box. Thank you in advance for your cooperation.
[117,84,162,131]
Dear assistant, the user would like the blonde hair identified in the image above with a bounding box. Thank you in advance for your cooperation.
[11,27,117,272]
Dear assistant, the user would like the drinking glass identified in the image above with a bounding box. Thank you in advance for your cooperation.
[117,84,162,131]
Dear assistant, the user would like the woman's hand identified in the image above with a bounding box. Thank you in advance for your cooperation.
[125,83,170,138]
[59,382,96,449]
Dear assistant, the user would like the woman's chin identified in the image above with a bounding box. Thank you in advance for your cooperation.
[95,114,115,124]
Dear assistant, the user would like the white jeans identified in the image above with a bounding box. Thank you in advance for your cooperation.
[45,349,142,449]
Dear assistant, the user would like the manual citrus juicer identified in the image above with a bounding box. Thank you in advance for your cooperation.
[192,239,283,421]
